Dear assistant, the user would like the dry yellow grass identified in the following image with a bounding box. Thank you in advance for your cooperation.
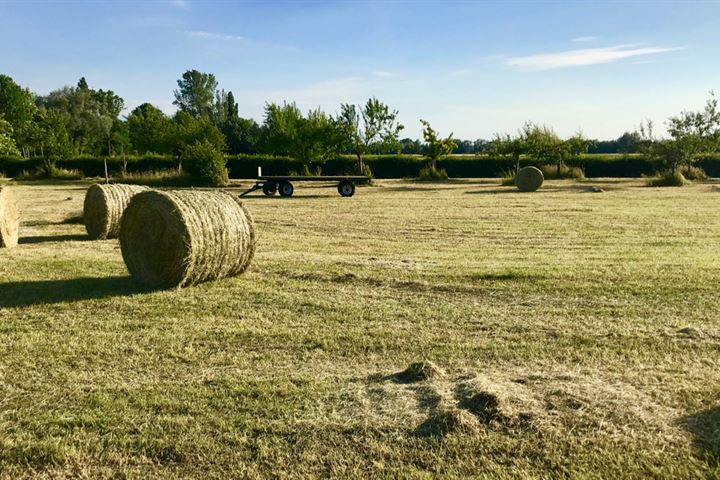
[0,178,719,478]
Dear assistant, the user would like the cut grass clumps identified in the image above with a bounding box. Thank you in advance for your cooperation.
[395,360,445,383]
[416,407,480,437]
[120,190,256,289]
[0,186,19,248]
[83,183,149,240]
[646,170,689,187]
[515,166,544,192]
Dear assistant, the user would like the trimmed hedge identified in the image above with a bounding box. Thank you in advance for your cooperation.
[2,153,720,179]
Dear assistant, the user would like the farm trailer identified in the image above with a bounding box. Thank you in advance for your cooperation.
[240,167,370,198]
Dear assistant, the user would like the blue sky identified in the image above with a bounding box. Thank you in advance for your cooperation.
[1,0,718,139]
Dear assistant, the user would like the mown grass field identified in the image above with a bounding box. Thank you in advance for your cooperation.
[1,178,719,479]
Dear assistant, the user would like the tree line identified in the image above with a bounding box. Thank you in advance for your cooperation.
[0,70,718,184]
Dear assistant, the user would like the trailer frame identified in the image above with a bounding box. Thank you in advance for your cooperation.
[240,168,370,198]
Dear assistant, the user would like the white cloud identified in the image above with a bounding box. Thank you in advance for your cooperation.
[572,36,598,43]
[173,0,190,10]
[186,30,245,41]
[506,44,682,71]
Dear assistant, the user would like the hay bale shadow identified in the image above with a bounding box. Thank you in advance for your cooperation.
[19,234,88,244]
[0,276,152,308]
[679,406,720,466]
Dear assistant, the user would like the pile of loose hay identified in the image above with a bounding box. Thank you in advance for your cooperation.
[120,190,256,289]
[84,184,149,240]
[515,166,544,192]
[0,186,19,248]
[395,360,446,383]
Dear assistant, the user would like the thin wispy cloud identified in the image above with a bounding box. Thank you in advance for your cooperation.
[172,0,190,10]
[186,30,245,41]
[506,44,682,71]
[572,36,598,43]
[372,70,398,78]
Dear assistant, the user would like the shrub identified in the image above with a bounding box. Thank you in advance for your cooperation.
[417,165,449,181]
[540,163,585,180]
[499,169,516,186]
[16,165,83,180]
[646,170,689,187]
[680,165,708,181]
[114,169,194,187]
[181,141,228,186]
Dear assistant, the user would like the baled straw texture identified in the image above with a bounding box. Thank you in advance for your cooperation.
[0,186,19,248]
[119,190,256,289]
[84,184,149,240]
[515,166,544,192]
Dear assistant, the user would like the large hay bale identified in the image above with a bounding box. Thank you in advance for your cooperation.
[84,184,149,240]
[119,190,256,289]
[0,186,19,248]
[515,166,544,192]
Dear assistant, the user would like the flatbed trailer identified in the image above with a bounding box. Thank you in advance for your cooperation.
[240,169,370,197]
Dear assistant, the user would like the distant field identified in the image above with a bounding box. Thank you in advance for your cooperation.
[1,179,719,478]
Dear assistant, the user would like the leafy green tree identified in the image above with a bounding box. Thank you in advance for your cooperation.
[173,111,226,159]
[0,74,37,156]
[223,117,261,154]
[0,117,21,156]
[173,70,218,118]
[490,123,534,173]
[261,102,342,163]
[35,108,72,174]
[524,123,566,174]
[37,78,124,155]
[127,103,175,154]
[640,93,720,175]
[420,119,456,171]
[337,98,404,173]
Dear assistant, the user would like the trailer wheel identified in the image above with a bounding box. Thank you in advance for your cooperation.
[278,181,294,197]
[338,181,355,197]
[262,182,277,196]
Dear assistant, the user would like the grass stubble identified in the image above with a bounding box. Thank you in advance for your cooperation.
[0,178,718,478]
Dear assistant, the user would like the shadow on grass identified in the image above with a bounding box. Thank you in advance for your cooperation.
[680,406,720,468]
[19,234,88,244]
[0,276,151,308]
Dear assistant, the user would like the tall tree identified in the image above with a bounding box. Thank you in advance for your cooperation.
[127,103,175,154]
[0,74,37,155]
[337,98,404,173]
[173,70,218,118]
[261,102,342,163]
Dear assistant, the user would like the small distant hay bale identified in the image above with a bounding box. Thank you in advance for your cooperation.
[83,184,149,240]
[0,186,19,248]
[120,190,256,289]
[395,360,445,383]
[515,166,544,192]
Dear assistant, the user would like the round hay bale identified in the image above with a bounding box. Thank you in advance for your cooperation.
[515,166,544,192]
[0,186,19,248]
[119,190,256,289]
[83,184,149,240]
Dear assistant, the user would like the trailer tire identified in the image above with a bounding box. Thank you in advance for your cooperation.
[338,181,355,197]
[278,181,294,197]
[262,183,277,196]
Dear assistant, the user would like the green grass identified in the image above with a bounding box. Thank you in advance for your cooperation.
[1,178,720,478]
